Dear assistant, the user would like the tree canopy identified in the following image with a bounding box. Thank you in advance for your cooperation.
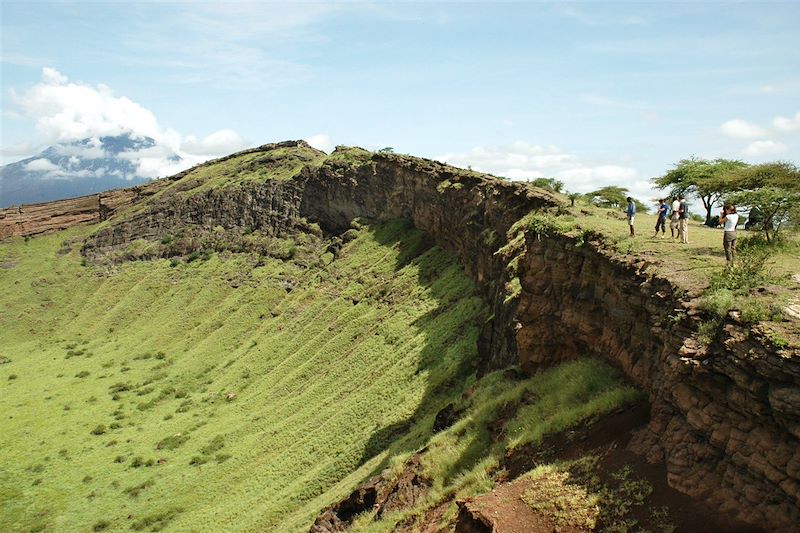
[724,162,800,242]
[529,177,564,193]
[726,187,800,242]
[585,186,648,213]
[652,157,748,225]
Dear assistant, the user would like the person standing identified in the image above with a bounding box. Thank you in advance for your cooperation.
[654,199,668,238]
[670,196,681,239]
[720,204,739,263]
[678,195,689,244]
[626,197,636,237]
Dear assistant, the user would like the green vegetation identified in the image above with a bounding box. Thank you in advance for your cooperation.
[522,458,668,533]
[158,144,325,198]
[0,219,488,532]
[653,157,748,224]
[348,358,642,532]
[653,157,800,231]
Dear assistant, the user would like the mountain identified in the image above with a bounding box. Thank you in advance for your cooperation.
[0,134,178,207]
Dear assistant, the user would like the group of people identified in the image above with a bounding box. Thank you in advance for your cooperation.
[625,195,739,263]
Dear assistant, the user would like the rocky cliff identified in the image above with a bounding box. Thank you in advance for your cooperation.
[1,142,798,529]
[0,188,141,240]
[516,235,800,529]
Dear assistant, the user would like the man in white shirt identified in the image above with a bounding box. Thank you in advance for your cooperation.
[670,196,681,239]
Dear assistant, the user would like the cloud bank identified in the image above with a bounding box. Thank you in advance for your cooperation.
[7,67,249,179]
[437,141,654,199]
[718,112,797,159]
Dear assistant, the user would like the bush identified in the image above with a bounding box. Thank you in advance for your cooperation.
[709,246,771,294]
[156,434,189,451]
[90,425,107,436]
[699,289,735,318]
[741,300,781,324]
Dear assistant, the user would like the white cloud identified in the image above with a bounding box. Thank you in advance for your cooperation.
[24,158,61,172]
[306,134,334,153]
[743,140,788,157]
[6,68,250,179]
[53,140,106,159]
[11,68,163,143]
[436,141,652,199]
[719,119,767,139]
[182,129,248,156]
[773,112,800,133]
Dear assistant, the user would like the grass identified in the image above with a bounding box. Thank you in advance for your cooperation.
[98,143,326,226]
[347,358,642,532]
[561,199,799,293]
[539,198,800,344]
[0,211,646,532]
[0,219,488,532]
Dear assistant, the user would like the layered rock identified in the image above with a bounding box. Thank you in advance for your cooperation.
[0,188,141,239]
[515,235,800,530]
[83,178,309,254]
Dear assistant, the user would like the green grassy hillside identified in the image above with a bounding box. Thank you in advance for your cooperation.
[1,220,642,532]
[0,219,488,532]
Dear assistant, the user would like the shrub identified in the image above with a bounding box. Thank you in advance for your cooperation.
[156,434,189,451]
[189,455,208,466]
[741,300,781,324]
[92,520,110,531]
[124,478,155,498]
[709,246,771,294]
[75,370,90,378]
[90,425,107,436]
[201,435,225,455]
[698,289,734,318]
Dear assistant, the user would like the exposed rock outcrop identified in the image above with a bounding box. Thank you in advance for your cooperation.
[515,234,800,530]
[0,188,142,240]
[310,454,429,533]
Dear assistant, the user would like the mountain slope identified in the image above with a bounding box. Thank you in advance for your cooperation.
[0,220,488,531]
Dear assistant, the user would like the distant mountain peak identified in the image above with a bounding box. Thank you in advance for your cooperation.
[1,134,181,207]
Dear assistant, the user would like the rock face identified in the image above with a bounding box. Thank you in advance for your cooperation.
[84,178,308,253]
[302,151,560,369]
[0,188,142,240]
[1,143,798,529]
[310,454,429,533]
[515,235,800,530]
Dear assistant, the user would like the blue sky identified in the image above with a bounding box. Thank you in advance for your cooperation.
[2,1,799,200]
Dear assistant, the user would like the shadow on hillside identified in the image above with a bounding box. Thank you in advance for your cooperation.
[354,219,487,477]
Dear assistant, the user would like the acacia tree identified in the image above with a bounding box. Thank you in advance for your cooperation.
[725,162,800,242]
[529,177,564,193]
[586,185,628,208]
[653,157,748,225]
[727,187,800,242]
[585,186,648,213]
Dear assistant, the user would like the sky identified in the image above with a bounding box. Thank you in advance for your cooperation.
[2,1,799,202]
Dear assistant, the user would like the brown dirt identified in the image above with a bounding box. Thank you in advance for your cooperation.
[456,479,579,533]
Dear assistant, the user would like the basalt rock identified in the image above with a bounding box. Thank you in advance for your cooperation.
[515,234,800,530]
[310,454,429,533]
